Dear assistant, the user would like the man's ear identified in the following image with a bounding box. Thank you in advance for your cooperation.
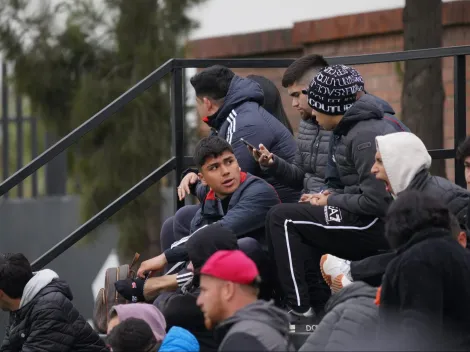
[458,231,467,248]
[198,172,206,186]
[221,281,235,301]
[356,90,365,100]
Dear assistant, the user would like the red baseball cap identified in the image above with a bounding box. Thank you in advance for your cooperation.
[200,250,260,285]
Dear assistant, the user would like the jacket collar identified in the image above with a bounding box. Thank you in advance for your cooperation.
[205,172,247,201]
[397,227,451,255]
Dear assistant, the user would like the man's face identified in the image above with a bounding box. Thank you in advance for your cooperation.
[371,151,393,194]
[287,82,312,121]
[196,97,219,119]
[0,290,10,312]
[313,110,339,131]
[196,275,226,330]
[107,315,120,334]
[464,156,470,186]
[198,151,241,197]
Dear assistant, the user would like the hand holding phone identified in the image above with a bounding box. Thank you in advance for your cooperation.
[240,138,262,160]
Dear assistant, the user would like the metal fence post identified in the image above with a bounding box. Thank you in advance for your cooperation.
[2,63,9,198]
[171,67,185,211]
[15,95,23,197]
[454,55,467,188]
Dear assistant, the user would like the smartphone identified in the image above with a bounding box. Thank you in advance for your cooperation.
[240,138,256,150]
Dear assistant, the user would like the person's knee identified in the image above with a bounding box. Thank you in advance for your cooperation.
[267,203,299,226]
[174,204,199,223]
[238,237,262,257]
[160,216,175,251]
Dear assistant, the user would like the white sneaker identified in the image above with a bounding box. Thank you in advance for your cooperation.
[320,254,352,293]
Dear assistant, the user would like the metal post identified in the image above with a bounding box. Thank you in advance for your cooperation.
[31,117,38,197]
[171,67,185,210]
[15,95,23,197]
[2,63,9,198]
[454,55,467,188]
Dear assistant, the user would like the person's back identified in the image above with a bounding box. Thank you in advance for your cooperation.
[379,192,470,350]
[190,66,300,203]
[216,300,294,352]
[299,282,378,351]
[0,253,106,352]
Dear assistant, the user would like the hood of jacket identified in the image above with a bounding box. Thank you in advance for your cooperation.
[215,300,290,342]
[186,222,238,271]
[325,281,378,312]
[19,269,63,308]
[375,132,432,196]
[159,326,200,352]
[366,93,395,115]
[207,76,264,130]
[333,94,384,135]
[111,303,167,342]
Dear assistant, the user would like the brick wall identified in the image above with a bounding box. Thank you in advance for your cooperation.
[187,1,470,179]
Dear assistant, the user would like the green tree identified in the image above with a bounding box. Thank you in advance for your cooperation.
[0,0,204,259]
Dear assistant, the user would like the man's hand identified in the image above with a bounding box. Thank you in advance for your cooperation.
[143,274,178,301]
[137,254,167,278]
[310,192,329,206]
[177,172,199,201]
[249,143,273,166]
[299,190,330,203]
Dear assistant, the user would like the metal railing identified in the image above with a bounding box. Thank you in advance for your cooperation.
[0,45,466,271]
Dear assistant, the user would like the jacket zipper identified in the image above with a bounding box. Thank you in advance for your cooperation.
[310,124,321,174]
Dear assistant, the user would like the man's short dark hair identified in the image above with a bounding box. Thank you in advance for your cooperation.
[281,54,329,88]
[194,136,234,169]
[385,191,451,249]
[457,136,470,161]
[107,318,158,352]
[0,253,33,298]
[190,65,235,100]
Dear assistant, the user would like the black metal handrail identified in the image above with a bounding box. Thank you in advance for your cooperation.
[4,44,463,271]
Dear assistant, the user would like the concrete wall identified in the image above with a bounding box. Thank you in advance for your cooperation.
[0,196,119,340]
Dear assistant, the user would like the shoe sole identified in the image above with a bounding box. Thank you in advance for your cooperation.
[320,255,333,287]
[331,274,345,293]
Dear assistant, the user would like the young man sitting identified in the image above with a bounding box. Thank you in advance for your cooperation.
[135,136,280,295]
[266,64,398,322]
[320,132,470,291]
[0,253,106,351]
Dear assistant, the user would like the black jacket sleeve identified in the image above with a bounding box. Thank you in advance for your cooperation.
[328,130,391,217]
[264,148,305,190]
[220,333,268,352]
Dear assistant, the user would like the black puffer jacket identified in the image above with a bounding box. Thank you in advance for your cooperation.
[299,282,378,351]
[266,118,331,194]
[327,95,397,218]
[0,271,106,352]
[405,170,470,225]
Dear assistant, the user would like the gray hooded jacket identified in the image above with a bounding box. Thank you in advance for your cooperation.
[215,300,294,351]
[300,282,378,351]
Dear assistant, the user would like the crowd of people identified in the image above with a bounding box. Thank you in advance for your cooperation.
[1,53,470,351]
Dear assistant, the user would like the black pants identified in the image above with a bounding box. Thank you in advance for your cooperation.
[267,203,389,310]
[350,251,395,286]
